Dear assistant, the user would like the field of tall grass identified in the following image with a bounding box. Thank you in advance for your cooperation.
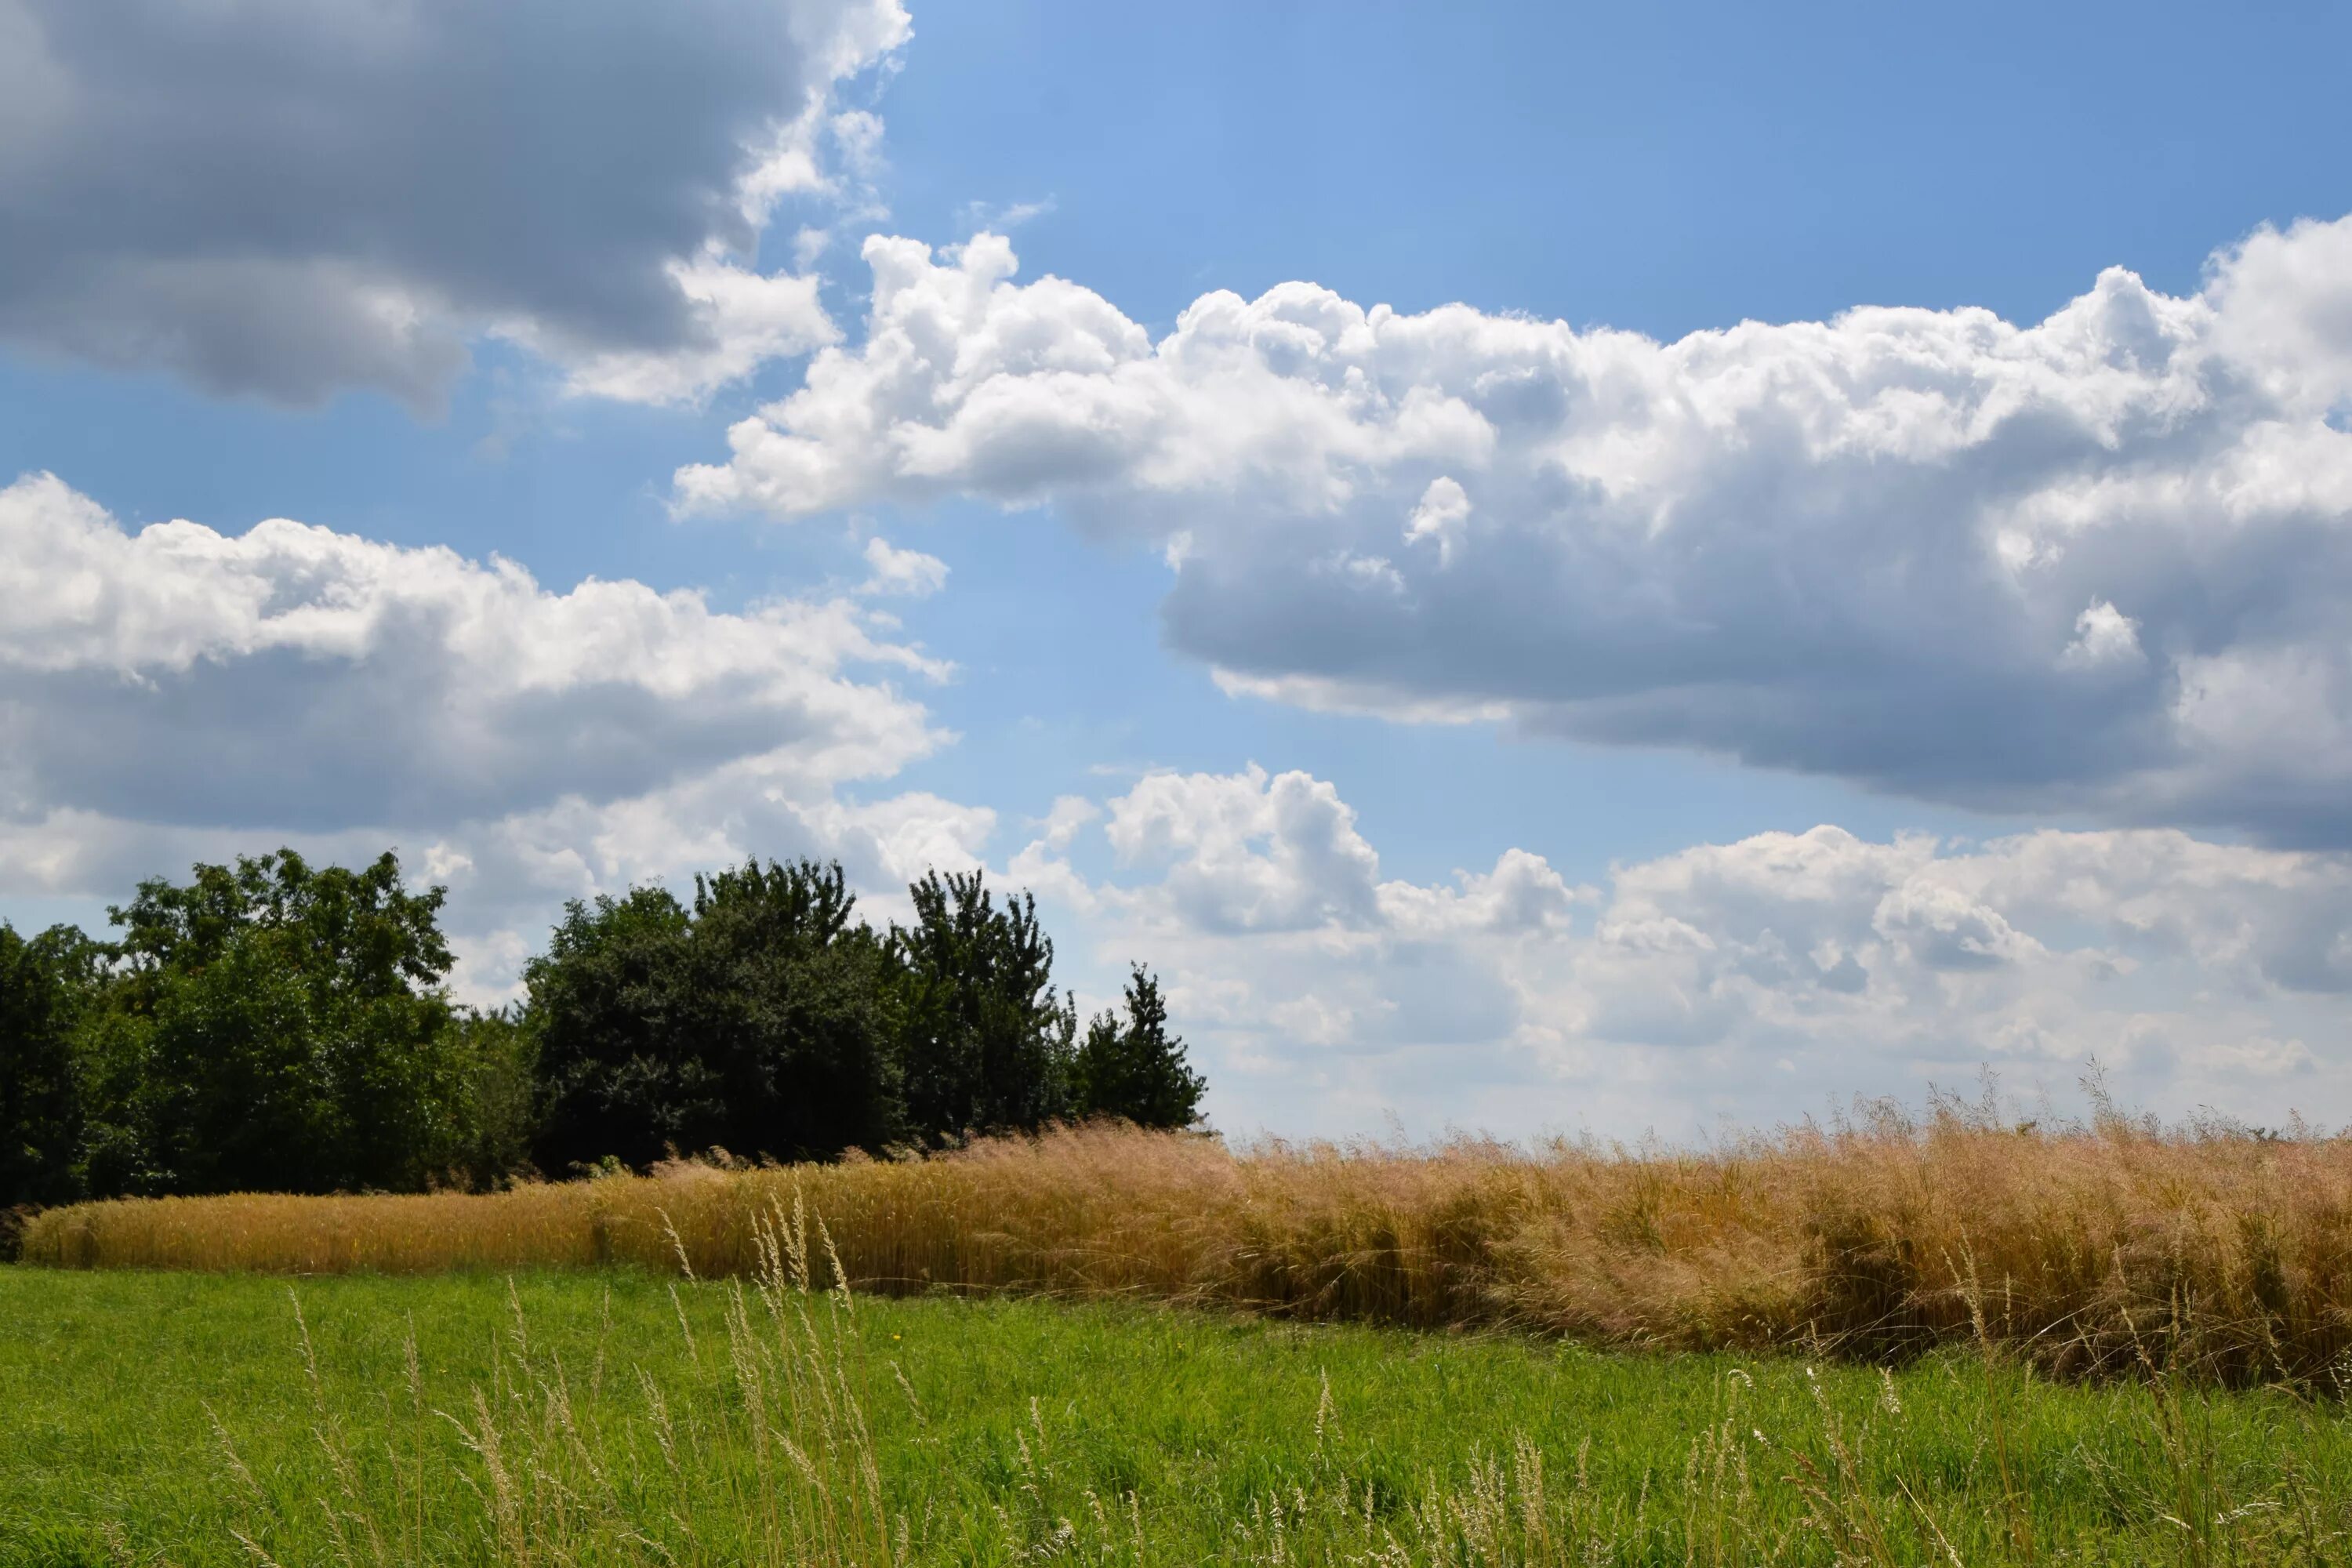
[27,1097,2352,1386]
[11,1207,2352,1566]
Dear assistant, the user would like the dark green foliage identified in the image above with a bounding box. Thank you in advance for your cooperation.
[6,848,1203,1202]
[78,851,472,1196]
[528,863,1151,1165]
[1073,967,1206,1130]
[68,1002,158,1203]
[683,860,905,1159]
[528,861,906,1172]
[892,870,1073,1142]
[446,1008,541,1189]
[0,923,103,1209]
[524,885,696,1173]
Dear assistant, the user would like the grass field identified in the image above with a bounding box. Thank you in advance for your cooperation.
[8,1261,2352,1566]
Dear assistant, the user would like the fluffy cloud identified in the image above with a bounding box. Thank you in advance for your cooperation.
[1012,767,2352,1137]
[1102,766,1386,934]
[0,472,973,995]
[680,218,2352,844]
[856,537,949,598]
[0,472,947,827]
[14,458,2349,1136]
[0,0,908,408]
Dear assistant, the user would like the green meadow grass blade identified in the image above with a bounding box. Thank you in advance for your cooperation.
[7,1265,2352,1566]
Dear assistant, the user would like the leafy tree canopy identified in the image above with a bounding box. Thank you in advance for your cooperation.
[1073,967,1207,1131]
[528,861,906,1173]
[80,850,470,1198]
[5,848,1208,1206]
[892,870,1074,1142]
[0,923,105,1210]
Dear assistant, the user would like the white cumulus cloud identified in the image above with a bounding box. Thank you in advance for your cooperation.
[857,536,949,598]
[0,472,968,1000]
[2060,600,2143,670]
[1007,767,2352,1138]
[679,216,2352,844]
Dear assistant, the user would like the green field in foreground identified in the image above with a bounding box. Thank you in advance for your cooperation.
[5,1269,2351,1566]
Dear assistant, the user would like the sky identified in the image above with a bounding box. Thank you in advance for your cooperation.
[5,0,2352,1141]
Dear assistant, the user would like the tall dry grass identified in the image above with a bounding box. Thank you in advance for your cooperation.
[27,1098,2352,1383]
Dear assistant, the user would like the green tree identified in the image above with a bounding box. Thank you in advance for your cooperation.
[81,850,470,1196]
[680,858,905,1160]
[0,923,103,1209]
[1073,967,1207,1131]
[527,861,903,1171]
[891,870,1073,1142]
[447,1007,542,1189]
[524,885,697,1173]
[524,860,1200,1167]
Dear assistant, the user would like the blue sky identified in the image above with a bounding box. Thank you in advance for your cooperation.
[5,0,2352,1138]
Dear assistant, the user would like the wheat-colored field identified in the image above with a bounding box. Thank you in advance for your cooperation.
[26,1105,2352,1383]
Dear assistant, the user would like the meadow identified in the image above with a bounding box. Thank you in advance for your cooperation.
[16,1107,2352,1564]
[8,1255,2352,1566]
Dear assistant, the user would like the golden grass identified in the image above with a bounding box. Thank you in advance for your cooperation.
[27,1102,2352,1383]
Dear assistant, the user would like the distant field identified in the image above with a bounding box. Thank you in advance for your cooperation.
[5,1265,2351,1566]
[25,1116,2352,1383]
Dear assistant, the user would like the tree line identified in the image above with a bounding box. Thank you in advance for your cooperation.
[0,850,1205,1217]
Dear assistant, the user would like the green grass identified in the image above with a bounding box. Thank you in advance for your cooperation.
[5,1267,2351,1566]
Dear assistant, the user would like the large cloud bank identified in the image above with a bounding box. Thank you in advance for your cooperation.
[1011,766,2352,1135]
[0,474,977,993]
[681,217,2352,842]
[0,0,908,408]
[7,476,2350,1131]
